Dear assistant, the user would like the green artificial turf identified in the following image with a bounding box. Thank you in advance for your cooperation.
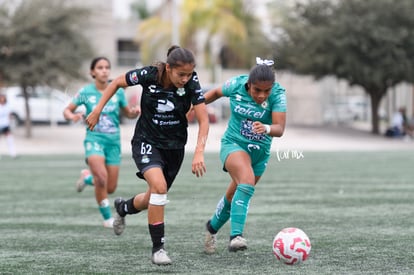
[0,151,413,274]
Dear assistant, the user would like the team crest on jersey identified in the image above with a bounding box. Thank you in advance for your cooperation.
[236,94,242,101]
[261,101,268,108]
[176,88,185,96]
[129,72,139,84]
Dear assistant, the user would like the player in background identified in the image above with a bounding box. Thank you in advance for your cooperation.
[203,57,287,254]
[63,57,140,228]
[85,46,209,265]
[0,93,17,158]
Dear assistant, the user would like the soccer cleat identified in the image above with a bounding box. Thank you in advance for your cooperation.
[228,236,247,252]
[103,217,114,228]
[75,169,90,192]
[151,249,172,265]
[204,227,217,254]
[113,198,126,235]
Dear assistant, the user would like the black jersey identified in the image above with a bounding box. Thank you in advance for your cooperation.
[125,66,205,149]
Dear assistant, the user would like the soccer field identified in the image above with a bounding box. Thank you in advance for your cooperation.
[1,151,413,274]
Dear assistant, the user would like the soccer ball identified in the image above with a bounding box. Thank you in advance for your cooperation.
[272,227,311,265]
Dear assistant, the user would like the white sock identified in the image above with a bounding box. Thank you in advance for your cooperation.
[6,135,16,157]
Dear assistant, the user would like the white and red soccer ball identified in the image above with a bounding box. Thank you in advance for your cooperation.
[272,227,311,265]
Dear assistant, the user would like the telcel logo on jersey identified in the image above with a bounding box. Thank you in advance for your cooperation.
[234,105,265,118]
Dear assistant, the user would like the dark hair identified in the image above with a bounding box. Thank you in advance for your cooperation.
[154,45,196,84]
[248,64,275,84]
[166,45,195,68]
[90,57,111,71]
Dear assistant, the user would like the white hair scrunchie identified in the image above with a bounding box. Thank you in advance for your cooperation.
[256,57,274,66]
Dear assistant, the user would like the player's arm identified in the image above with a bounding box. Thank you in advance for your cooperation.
[203,86,223,104]
[252,111,286,137]
[122,105,140,119]
[268,111,286,137]
[86,75,128,130]
[63,102,84,122]
[191,102,209,177]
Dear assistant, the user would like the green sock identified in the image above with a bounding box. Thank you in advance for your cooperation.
[230,184,255,237]
[84,174,93,185]
[210,195,231,232]
[98,199,112,220]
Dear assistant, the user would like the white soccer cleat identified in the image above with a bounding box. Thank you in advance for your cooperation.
[113,197,126,235]
[113,212,125,235]
[228,236,247,252]
[75,169,90,192]
[151,249,172,265]
[204,231,217,254]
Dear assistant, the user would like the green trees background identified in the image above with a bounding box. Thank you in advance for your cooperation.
[1,0,414,136]
[272,0,414,134]
[136,0,271,73]
[0,0,92,137]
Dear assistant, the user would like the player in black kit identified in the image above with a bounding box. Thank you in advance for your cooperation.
[86,45,209,265]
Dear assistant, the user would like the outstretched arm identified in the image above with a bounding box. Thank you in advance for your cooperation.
[122,105,141,119]
[203,86,223,104]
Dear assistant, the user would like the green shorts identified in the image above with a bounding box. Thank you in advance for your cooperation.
[220,138,270,176]
[84,133,121,165]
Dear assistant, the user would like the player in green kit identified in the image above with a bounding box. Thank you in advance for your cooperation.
[63,57,140,228]
[203,57,287,253]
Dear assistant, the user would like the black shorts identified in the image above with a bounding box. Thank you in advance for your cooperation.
[131,138,185,190]
[0,126,11,135]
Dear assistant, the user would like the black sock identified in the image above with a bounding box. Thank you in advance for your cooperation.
[206,220,218,234]
[149,223,165,253]
[119,196,141,217]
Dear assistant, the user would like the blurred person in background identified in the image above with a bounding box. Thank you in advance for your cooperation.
[202,57,287,254]
[386,106,413,139]
[63,57,140,228]
[0,93,17,158]
[85,46,209,265]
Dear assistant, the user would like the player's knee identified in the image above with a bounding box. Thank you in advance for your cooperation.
[149,193,169,206]
[150,182,168,194]
[107,183,117,194]
[93,174,107,188]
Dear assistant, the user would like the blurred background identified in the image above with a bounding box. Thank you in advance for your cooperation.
[0,0,413,145]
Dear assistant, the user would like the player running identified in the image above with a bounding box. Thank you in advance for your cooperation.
[63,57,140,228]
[85,46,209,265]
[203,57,287,254]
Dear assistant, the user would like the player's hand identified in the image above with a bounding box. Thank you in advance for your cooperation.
[130,105,141,117]
[252,121,268,134]
[192,152,206,177]
[71,112,84,123]
[85,111,99,131]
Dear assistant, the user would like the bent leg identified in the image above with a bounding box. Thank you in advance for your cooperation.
[106,165,119,194]
[88,155,112,221]
[224,151,257,238]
